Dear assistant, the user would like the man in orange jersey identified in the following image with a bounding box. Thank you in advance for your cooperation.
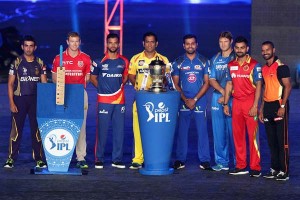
[259,41,291,181]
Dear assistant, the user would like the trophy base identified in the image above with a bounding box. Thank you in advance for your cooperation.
[149,87,167,93]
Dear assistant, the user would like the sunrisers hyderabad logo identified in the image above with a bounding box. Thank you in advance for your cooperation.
[44,129,75,156]
[144,102,170,123]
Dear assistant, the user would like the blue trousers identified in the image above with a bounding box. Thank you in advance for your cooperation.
[95,103,125,162]
[211,92,235,167]
[175,98,210,163]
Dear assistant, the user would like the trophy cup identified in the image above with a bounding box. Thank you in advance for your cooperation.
[149,56,167,93]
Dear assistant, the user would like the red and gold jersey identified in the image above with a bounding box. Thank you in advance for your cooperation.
[226,55,262,100]
[128,51,169,91]
[262,58,290,102]
[52,49,91,87]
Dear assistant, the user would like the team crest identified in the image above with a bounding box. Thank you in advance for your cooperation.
[138,60,145,66]
[194,65,201,70]
[78,61,84,67]
[243,65,249,71]
[35,67,40,76]
[23,67,27,75]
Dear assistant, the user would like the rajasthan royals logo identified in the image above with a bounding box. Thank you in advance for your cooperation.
[144,102,170,123]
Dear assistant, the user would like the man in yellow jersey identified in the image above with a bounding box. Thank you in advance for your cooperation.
[128,32,169,169]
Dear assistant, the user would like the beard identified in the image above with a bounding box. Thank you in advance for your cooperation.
[235,52,246,58]
[108,48,118,53]
[263,53,273,60]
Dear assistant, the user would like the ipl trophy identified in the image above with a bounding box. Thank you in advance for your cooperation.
[149,56,167,93]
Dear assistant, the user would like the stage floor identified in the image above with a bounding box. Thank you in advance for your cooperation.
[0,83,299,199]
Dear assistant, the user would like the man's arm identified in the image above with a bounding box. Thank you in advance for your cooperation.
[52,73,57,83]
[128,74,136,87]
[249,80,262,117]
[172,75,186,102]
[277,77,292,117]
[223,81,233,116]
[8,75,17,113]
[90,74,98,88]
[40,74,47,83]
[209,79,225,96]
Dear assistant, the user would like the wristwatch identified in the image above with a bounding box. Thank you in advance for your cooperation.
[222,103,228,107]
[280,104,285,108]
[193,97,198,102]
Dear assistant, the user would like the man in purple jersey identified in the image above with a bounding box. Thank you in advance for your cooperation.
[4,35,47,168]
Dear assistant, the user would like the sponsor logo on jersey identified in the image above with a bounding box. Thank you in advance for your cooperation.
[93,61,98,67]
[65,72,83,76]
[20,76,40,82]
[63,60,73,65]
[99,109,108,114]
[187,73,197,83]
[256,67,261,72]
[138,60,145,66]
[102,64,108,70]
[230,66,238,71]
[194,65,202,70]
[181,66,190,70]
[138,69,149,74]
[243,65,249,71]
[102,73,122,78]
[231,73,236,78]
[9,69,14,75]
[90,66,94,72]
[117,65,124,68]
[258,73,262,78]
[78,61,84,67]
[216,64,227,70]
[44,129,74,156]
[121,106,125,113]
[144,102,170,123]
[211,106,219,111]
[232,74,250,78]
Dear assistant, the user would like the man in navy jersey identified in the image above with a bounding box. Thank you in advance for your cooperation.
[209,31,235,171]
[4,35,47,168]
[172,34,211,170]
[90,33,129,169]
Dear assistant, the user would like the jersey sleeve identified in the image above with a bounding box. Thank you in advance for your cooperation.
[84,56,91,75]
[208,57,216,79]
[123,57,129,76]
[225,65,232,82]
[128,56,137,75]
[204,59,209,75]
[277,65,290,79]
[51,55,59,73]
[37,58,47,75]
[8,58,19,76]
[90,60,100,75]
[253,62,262,84]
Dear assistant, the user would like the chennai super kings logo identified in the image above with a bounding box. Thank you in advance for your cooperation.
[144,102,170,123]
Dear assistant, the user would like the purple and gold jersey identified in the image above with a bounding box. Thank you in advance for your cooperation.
[209,51,235,89]
[91,53,129,104]
[171,52,209,98]
[9,55,46,96]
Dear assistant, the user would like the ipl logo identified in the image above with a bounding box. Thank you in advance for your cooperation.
[144,102,170,123]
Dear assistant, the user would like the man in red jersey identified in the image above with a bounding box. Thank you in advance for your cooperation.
[52,32,91,169]
[259,41,291,181]
[223,36,262,177]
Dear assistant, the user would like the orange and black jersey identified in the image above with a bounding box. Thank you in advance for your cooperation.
[262,57,290,102]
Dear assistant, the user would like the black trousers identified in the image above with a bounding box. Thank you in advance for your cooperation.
[263,100,289,174]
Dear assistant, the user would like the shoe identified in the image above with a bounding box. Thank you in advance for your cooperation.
[249,170,261,177]
[129,163,142,169]
[112,162,126,169]
[263,168,279,179]
[199,162,212,170]
[95,161,104,169]
[76,160,88,169]
[4,158,14,168]
[228,168,249,175]
[173,160,185,169]
[36,160,47,168]
[212,164,229,171]
[276,171,289,181]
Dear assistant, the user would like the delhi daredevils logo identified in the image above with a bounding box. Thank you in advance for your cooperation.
[188,74,196,83]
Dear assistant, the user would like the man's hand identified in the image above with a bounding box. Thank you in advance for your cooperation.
[10,102,18,113]
[223,105,230,116]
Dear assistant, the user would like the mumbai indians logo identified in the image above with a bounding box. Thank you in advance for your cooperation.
[144,102,170,123]
[44,129,74,156]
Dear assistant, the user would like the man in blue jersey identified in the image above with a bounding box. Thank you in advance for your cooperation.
[90,33,129,169]
[172,34,211,170]
[209,31,236,171]
[4,35,47,168]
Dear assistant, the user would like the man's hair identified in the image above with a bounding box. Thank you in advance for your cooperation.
[67,31,80,40]
[107,33,119,42]
[143,32,158,42]
[219,31,233,41]
[234,36,248,46]
[262,41,275,48]
[22,35,36,46]
[183,34,198,44]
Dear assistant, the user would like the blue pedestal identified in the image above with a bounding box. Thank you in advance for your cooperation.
[136,91,180,175]
[36,83,84,174]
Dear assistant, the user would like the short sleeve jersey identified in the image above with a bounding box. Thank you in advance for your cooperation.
[262,57,290,102]
[209,51,235,89]
[91,53,129,104]
[52,49,91,87]
[9,55,46,96]
[171,52,209,99]
[226,55,262,100]
[128,51,169,91]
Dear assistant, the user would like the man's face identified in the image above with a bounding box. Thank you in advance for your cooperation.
[234,42,248,58]
[67,36,80,51]
[143,36,157,53]
[261,44,275,61]
[219,37,232,52]
[21,41,36,56]
[183,37,197,55]
[107,37,119,53]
